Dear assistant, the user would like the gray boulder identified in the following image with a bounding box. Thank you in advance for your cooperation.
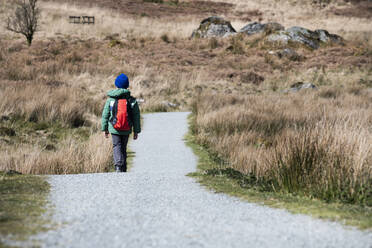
[315,29,343,44]
[192,16,236,38]
[161,101,179,108]
[239,22,284,35]
[267,26,343,49]
[283,82,317,93]
[239,22,265,35]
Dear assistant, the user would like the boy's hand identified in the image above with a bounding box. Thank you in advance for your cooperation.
[104,131,109,138]
[133,133,138,140]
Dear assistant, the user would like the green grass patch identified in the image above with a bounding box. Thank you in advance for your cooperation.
[185,132,372,230]
[0,171,51,246]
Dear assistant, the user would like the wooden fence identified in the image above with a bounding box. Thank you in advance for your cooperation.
[69,16,95,25]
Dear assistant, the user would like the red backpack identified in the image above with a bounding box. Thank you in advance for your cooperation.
[109,98,133,131]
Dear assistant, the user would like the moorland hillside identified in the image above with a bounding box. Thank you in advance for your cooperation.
[0,0,371,205]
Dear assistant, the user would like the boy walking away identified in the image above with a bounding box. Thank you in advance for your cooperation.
[101,74,141,172]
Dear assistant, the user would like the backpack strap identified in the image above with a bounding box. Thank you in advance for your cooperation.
[109,99,119,126]
[127,96,137,109]
[127,97,135,126]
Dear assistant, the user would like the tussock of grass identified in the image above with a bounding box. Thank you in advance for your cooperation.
[186,131,372,230]
[192,88,372,206]
[0,172,50,244]
[1,132,113,175]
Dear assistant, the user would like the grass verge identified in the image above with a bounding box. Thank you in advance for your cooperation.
[185,125,372,230]
[0,171,51,246]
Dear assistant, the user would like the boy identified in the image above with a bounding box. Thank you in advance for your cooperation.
[101,74,141,172]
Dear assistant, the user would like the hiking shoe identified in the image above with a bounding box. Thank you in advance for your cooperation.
[115,166,121,173]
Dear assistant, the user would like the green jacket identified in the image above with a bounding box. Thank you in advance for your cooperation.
[101,89,141,135]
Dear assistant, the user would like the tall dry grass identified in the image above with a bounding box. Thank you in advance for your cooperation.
[0,78,113,174]
[192,87,372,205]
[1,0,371,178]
[0,1,201,40]
[0,38,119,174]
[0,133,112,174]
[0,82,89,127]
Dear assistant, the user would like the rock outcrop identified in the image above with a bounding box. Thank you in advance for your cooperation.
[267,26,343,49]
[192,18,344,50]
[191,16,236,38]
[239,22,284,35]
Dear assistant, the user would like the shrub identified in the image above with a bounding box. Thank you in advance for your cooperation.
[227,36,245,54]
[109,39,122,48]
[161,34,170,43]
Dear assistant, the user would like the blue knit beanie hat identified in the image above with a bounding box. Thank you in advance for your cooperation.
[115,74,129,89]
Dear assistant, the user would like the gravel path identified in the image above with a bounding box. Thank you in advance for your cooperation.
[15,112,372,247]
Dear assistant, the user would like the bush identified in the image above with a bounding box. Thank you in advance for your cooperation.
[227,35,245,54]
[161,34,170,43]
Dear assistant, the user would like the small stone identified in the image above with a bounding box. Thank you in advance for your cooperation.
[161,101,179,108]
[287,82,317,92]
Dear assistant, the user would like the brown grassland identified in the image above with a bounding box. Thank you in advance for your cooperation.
[0,0,371,208]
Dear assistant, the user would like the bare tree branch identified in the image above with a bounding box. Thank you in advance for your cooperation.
[6,0,40,46]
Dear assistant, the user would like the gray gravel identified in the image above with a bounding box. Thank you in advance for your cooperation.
[9,112,372,247]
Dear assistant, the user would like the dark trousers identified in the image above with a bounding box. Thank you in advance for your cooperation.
[112,134,129,172]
